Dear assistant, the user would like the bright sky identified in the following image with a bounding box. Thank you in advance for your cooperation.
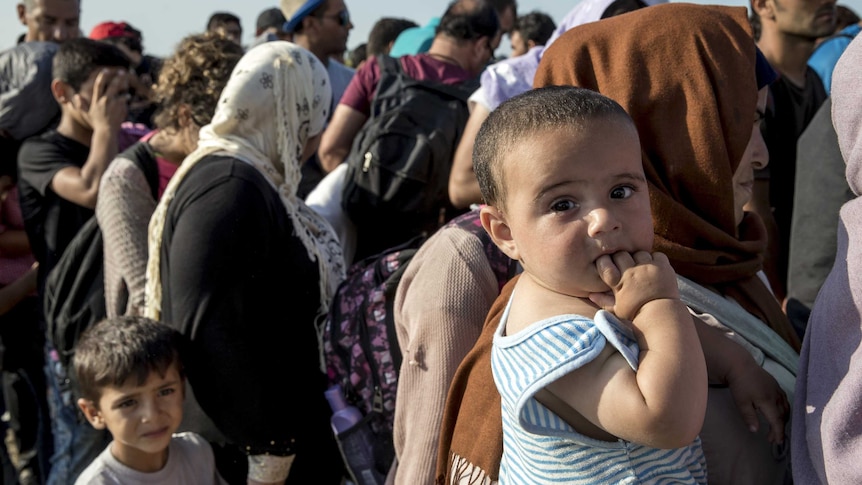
[3,0,861,58]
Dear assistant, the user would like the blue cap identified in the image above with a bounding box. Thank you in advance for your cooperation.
[282,0,326,33]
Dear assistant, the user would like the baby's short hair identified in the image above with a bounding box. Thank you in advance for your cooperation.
[72,316,184,403]
[473,85,633,208]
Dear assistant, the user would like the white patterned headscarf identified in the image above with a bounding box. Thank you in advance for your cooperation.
[144,41,344,331]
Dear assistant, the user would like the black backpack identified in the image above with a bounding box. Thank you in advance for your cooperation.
[341,54,478,261]
[43,141,159,368]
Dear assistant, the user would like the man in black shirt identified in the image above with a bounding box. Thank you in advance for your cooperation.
[748,0,835,306]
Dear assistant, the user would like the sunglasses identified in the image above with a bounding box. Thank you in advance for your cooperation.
[318,9,351,27]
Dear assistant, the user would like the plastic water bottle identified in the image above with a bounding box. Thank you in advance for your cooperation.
[325,385,385,485]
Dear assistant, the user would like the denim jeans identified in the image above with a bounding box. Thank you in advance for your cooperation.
[43,345,109,485]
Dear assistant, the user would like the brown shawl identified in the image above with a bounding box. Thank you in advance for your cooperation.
[534,2,800,351]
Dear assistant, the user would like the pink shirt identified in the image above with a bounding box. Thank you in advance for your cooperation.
[0,186,37,286]
[339,53,474,116]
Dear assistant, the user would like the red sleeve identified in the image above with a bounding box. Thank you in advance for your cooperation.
[338,55,382,116]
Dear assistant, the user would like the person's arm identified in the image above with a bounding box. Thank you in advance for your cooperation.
[392,228,500,484]
[692,314,789,444]
[550,251,708,449]
[96,157,156,317]
[0,185,31,258]
[0,228,31,258]
[448,104,490,209]
[0,263,37,316]
[318,104,367,173]
[51,69,129,209]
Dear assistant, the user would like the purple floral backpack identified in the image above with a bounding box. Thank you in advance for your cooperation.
[322,209,515,480]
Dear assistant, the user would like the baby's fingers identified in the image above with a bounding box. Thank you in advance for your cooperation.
[595,254,621,287]
[631,251,653,265]
[611,251,636,274]
[588,291,616,312]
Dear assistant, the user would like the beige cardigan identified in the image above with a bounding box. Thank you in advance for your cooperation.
[390,217,504,485]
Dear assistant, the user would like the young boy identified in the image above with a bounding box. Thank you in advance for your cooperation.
[474,86,709,483]
[73,316,225,484]
[15,36,131,484]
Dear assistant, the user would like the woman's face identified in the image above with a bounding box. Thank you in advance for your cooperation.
[732,86,770,227]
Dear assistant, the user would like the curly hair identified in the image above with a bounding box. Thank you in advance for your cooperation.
[152,32,244,132]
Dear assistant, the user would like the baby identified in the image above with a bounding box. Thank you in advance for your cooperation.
[475,85,709,483]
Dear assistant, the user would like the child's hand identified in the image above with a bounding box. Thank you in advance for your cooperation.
[588,250,680,321]
[88,69,129,132]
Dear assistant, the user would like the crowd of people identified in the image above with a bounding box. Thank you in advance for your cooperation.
[1,0,861,483]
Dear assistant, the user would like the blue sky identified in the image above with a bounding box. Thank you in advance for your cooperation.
[3,0,861,57]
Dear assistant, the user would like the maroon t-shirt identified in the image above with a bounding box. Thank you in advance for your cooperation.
[339,53,474,116]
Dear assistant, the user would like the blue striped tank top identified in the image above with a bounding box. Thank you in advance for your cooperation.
[491,291,707,484]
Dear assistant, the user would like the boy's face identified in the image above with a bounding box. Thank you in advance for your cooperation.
[509,30,529,58]
[58,67,128,129]
[488,119,653,298]
[78,361,184,472]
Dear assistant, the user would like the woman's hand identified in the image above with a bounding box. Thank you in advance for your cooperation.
[725,359,790,444]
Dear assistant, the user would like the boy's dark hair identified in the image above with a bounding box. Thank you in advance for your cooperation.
[473,86,633,208]
[367,17,418,57]
[601,0,648,19]
[512,11,556,47]
[152,32,244,132]
[488,0,518,22]
[206,11,241,31]
[347,43,367,68]
[256,7,287,33]
[749,7,762,41]
[52,38,130,92]
[437,0,500,42]
[835,5,861,31]
[72,316,184,403]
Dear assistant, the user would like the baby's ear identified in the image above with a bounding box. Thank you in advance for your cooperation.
[77,398,106,430]
[480,205,520,261]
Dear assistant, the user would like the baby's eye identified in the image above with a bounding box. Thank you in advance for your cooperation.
[610,186,634,199]
[159,387,176,397]
[550,200,576,212]
[117,399,136,409]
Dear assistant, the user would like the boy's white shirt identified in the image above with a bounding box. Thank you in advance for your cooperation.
[74,431,227,485]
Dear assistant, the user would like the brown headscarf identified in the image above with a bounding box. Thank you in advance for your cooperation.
[436,275,514,484]
[534,2,800,351]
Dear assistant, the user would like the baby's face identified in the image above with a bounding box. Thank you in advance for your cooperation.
[498,119,653,297]
[93,361,184,470]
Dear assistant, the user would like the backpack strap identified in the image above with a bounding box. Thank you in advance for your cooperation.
[377,53,403,77]
[117,141,160,199]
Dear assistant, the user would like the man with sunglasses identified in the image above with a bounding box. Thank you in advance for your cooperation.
[281,0,355,198]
